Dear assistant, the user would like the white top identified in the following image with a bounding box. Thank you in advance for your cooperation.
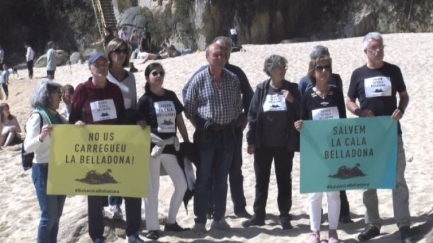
[24,112,67,164]
[59,104,71,120]
[26,47,35,61]
[107,70,137,109]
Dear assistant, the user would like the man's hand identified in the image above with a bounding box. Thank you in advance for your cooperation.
[74,120,85,126]
[247,144,255,155]
[137,120,147,129]
[294,120,303,132]
[391,109,403,121]
[355,108,374,117]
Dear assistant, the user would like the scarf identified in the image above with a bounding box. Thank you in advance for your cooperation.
[36,106,63,125]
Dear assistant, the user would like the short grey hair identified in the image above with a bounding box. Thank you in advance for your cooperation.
[212,36,233,53]
[309,45,330,60]
[263,55,287,76]
[30,79,63,108]
[363,32,383,50]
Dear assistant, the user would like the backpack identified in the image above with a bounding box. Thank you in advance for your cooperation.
[21,112,43,171]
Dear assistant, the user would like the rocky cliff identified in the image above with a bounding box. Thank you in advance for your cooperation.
[1,0,432,64]
[130,0,433,50]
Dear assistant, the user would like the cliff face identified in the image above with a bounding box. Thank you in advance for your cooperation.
[139,0,433,50]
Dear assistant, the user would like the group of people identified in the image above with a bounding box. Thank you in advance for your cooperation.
[22,31,413,243]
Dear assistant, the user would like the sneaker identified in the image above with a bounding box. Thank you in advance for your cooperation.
[165,222,188,232]
[93,239,105,243]
[242,215,265,228]
[192,223,207,234]
[144,231,159,240]
[328,229,339,243]
[280,216,293,230]
[126,233,145,243]
[110,205,123,220]
[358,224,380,241]
[235,210,252,218]
[399,226,413,243]
[309,231,320,243]
[211,219,231,231]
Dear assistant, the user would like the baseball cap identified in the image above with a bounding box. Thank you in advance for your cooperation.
[88,52,108,67]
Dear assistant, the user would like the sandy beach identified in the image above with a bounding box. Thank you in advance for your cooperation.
[0,33,432,243]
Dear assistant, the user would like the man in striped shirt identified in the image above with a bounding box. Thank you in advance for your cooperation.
[184,43,242,233]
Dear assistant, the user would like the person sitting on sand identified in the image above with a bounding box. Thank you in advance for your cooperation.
[24,79,67,243]
[0,102,22,146]
[294,55,345,243]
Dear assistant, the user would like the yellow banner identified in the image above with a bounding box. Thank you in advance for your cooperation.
[47,125,150,197]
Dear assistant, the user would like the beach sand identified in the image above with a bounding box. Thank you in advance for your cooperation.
[0,33,432,242]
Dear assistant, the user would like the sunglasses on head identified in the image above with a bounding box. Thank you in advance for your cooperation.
[113,48,128,55]
[315,65,331,72]
[151,71,165,77]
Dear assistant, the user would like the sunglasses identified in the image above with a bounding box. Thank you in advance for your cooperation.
[113,48,128,55]
[315,65,331,72]
[151,71,165,77]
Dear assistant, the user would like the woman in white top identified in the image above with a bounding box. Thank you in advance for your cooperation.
[104,38,138,220]
[24,79,67,243]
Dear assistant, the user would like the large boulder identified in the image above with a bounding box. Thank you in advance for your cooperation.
[34,50,69,68]
[82,48,98,61]
[118,7,153,34]
[69,52,82,64]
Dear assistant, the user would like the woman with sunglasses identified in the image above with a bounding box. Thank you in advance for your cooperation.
[24,79,67,243]
[137,63,189,239]
[105,38,139,221]
[244,55,301,230]
[294,56,346,243]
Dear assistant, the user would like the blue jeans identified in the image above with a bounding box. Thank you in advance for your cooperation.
[32,163,66,243]
[207,128,247,215]
[194,129,234,224]
[108,196,123,206]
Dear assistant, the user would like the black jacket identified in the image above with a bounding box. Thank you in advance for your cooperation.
[246,79,301,151]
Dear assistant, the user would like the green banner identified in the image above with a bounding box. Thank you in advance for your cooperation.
[300,117,397,193]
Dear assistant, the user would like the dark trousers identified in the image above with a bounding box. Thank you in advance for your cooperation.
[88,196,141,240]
[194,129,234,224]
[207,128,246,215]
[340,190,350,217]
[1,83,8,99]
[253,146,294,220]
[47,70,55,80]
[231,34,238,46]
[27,60,34,78]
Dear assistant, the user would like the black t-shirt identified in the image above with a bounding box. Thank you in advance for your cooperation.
[261,86,288,146]
[137,89,183,154]
[300,86,346,121]
[347,62,406,133]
